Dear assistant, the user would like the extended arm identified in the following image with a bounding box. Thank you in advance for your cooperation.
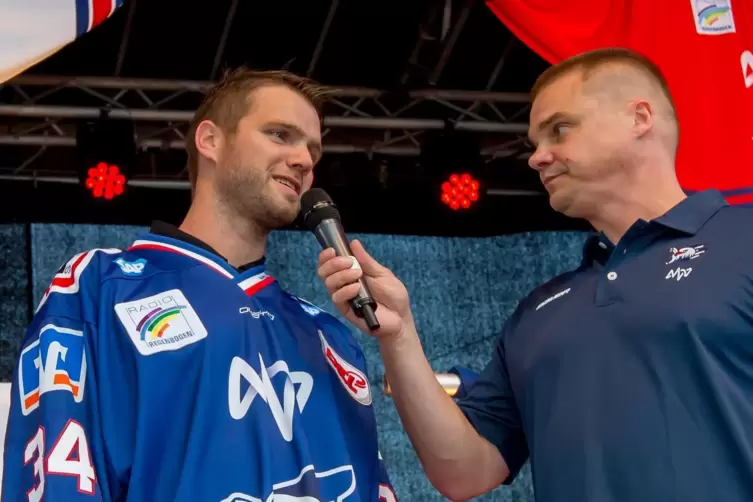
[378,324,510,500]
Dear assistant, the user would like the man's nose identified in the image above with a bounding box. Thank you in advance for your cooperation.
[528,147,554,171]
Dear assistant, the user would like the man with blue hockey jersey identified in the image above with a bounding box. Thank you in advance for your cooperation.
[2,68,398,502]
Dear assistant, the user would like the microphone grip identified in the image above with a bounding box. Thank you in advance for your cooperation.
[314,219,380,331]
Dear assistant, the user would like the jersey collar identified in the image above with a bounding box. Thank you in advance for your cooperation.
[128,233,276,297]
[148,220,265,272]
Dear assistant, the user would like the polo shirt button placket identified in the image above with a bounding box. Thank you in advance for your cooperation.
[595,268,621,306]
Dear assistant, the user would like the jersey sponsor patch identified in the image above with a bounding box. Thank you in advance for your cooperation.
[114,289,208,356]
[319,330,372,406]
[294,296,324,317]
[690,0,736,35]
[114,257,146,276]
[18,324,87,416]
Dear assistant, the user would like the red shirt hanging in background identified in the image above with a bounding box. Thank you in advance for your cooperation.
[486,0,753,204]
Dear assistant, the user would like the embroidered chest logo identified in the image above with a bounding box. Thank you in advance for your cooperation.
[665,244,705,282]
[666,245,705,265]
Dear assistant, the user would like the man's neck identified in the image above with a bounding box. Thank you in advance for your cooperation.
[588,178,687,244]
[179,192,268,268]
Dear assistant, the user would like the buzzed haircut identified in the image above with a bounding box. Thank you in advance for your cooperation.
[531,48,679,149]
[185,68,333,192]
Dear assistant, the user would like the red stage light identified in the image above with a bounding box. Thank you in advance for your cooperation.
[85,162,127,199]
[440,172,480,211]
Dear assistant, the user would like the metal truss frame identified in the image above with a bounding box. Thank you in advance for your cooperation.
[0,74,531,158]
[0,0,537,183]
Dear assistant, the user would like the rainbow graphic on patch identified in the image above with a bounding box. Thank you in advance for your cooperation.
[699,5,730,26]
[136,306,186,341]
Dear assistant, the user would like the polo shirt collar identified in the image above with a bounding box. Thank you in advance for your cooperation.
[581,189,727,264]
[653,189,727,235]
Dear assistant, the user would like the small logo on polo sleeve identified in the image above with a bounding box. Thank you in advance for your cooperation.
[115,289,207,355]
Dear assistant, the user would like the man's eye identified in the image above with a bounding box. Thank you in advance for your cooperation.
[268,131,286,140]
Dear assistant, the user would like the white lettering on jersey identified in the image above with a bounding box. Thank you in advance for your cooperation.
[221,464,356,502]
[228,354,313,441]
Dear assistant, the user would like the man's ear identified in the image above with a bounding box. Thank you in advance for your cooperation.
[195,120,223,164]
[631,100,654,139]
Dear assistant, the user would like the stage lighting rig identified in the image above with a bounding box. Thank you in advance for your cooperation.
[440,172,481,210]
[76,111,135,200]
[420,128,484,211]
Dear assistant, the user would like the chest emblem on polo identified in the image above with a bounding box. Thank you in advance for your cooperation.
[666,245,705,265]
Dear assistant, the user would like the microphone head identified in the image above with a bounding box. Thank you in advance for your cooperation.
[299,188,341,231]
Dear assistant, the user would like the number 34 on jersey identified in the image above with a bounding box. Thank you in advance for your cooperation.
[17,323,97,500]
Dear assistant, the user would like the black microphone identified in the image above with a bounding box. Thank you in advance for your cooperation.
[299,188,380,331]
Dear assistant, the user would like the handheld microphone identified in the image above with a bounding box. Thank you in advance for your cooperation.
[299,188,380,331]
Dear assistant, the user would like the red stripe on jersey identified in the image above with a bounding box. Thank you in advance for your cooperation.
[90,0,115,31]
[243,276,275,297]
[51,252,88,289]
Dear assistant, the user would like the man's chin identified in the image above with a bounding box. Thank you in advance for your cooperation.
[260,204,300,230]
[548,190,575,216]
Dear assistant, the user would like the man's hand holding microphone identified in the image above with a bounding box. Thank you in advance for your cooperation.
[301,188,510,501]
[317,240,413,341]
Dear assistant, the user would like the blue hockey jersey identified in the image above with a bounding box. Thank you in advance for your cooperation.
[2,232,398,502]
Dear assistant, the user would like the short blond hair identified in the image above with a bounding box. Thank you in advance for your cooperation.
[532,48,677,120]
[185,68,333,191]
[532,48,679,151]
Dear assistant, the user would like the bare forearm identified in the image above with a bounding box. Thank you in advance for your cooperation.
[378,323,508,499]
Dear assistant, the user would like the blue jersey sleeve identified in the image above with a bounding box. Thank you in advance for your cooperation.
[312,308,400,500]
[455,318,529,484]
[377,451,398,501]
[2,250,128,501]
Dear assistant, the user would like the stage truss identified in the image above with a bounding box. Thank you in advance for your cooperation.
[0,0,538,189]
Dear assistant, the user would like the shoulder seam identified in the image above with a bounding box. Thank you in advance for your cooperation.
[100,261,205,286]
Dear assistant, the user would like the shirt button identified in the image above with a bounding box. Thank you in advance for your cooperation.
[607,271,618,281]
[599,242,607,249]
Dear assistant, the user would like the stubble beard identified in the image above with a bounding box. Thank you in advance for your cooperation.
[215,159,300,231]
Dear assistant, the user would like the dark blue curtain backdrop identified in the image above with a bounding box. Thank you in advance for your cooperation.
[1,223,587,501]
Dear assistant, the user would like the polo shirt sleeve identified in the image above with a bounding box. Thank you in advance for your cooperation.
[455,319,529,484]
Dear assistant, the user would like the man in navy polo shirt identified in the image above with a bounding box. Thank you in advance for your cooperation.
[316,47,753,502]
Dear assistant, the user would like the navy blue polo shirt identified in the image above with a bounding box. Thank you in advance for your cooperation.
[457,190,753,502]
